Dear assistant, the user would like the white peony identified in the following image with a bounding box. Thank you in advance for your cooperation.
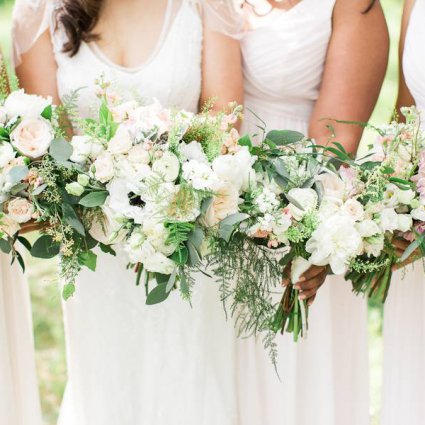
[179,141,208,164]
[107,126,133,155]
[128,144,150,165]
[0,142,15,168]
[138,240,176,274]
[356,219,381,238]
[316,172,346,200]
[10,118,53,159]
[317,196,343,221]
[7,197,34,223]
[4,90,52,119]
[287,188,318,221]
[341,199,364,221]
[379,208,399,232]
[152,151,180,182]
[92,153,115,183]
[200,183,240,227]
[182,160,219,191]
[397,214,413,232]
[306,214,363,275]
[212,147,255,192]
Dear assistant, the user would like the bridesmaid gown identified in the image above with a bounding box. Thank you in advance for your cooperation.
[0,50,42,425]
[382,1,425,423]
[47,1,240,424]
[237,2,370,424]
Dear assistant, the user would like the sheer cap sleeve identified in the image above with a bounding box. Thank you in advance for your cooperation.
[11,0,54,67]
[201,0,246,38]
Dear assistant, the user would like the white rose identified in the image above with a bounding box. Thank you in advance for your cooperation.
[0,142,15,168]
[341,199,364,221]
[287,188,318,221]
[107,126,133,155]
[4,90,52,119]
[379,208,399,232]
[65,182,85,197]
[397,214,413,232]
[411,204,425,221]
[11,118,53,159]
[152,151,180,182]
[0,214,20,237]
[318,196,343,221]
[128,144,150,165]
[356,219,381,238]
[212,147,255,192]
[92,153,115,183]
[200,184,240,227]
[70,135,93,163]
[7,197,34,223]
[139,241,176,274]
[316,172,346,200]
[179,141,208,164]
[89,206,126,245]
[306,214,363,275]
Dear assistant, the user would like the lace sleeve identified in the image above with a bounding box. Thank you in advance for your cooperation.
[11,0,54,67]
[200,0,246,38]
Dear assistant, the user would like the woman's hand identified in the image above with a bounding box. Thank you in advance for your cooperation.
[392,237,422,271]
[283,265,328,305]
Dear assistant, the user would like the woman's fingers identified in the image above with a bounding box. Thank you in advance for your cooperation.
[392,238,410,251]
[281,264,291,287]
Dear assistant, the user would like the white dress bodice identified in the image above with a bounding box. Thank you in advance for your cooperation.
[241,0,336,127]
[382,1,425,424]
[52,0,202,116]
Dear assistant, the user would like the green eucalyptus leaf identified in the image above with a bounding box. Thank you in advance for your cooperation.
[187,242,201,267]
[62,203,85,236]
[10,183,28,195]
[200,197,213,215]
[79,191,108,208]
[187,226,205,251]
[31,183,47,196]
[78,250,97,271]
[31,235,60,259]
[0,238,11,254]
[62,283,76,301]
[8,166,29,185]
[238,134,252,148]
[49,138,73,162]
[146,282,170,305]
[17,236,32,252]
[266,130,304,146]
[166,270,177,293]
[400,239,420,263]
[219,213,250,227]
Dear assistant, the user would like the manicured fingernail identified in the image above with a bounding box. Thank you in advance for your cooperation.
[294,285,301,290]
[299,276,306,282]
[299,294,307,300]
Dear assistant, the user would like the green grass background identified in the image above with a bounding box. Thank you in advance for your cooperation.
[0,0,404,423]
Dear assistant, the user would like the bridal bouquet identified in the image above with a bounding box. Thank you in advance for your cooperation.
[67,83,245,303]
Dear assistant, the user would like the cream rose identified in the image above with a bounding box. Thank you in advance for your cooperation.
[70,135,95,163]
[128,145,150,165]
[341,199,364,221]
[316,172,346,200]
[92,153,115,183]
[287,188,318,221]
[7,197,34,223]
[201,184,240,227]
[107,126,133,155]
[11,118,53,159]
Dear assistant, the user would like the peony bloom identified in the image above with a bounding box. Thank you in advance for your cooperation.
[7,197,34,223]
[4,90,52,119]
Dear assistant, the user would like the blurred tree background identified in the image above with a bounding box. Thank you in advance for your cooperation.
[0,0,404,424]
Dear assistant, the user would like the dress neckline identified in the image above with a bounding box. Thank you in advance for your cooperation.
[85,0,182,74]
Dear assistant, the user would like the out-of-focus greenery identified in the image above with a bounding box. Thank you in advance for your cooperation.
[0,1,404,424]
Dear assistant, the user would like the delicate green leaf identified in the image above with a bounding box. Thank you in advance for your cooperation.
[0,239,11,254]
[200,197,213,215]
[218,224,234,243]
[10,183,28,195]
[17,236,32,252]
[400,239,420,263]
[220,213,250,227]
[146,282,170,305]
[78,251,97,271]
[187,242,201,267]
[166,270,177,292]
[31,235,60,259]
[49,138,73,162]
[187,226,205,252]
[99,243,116,256]
[16,251,25,273]
[31,183,47,196]
[62,203,85,236]
[41,105,52,120]
[62,283,76,301]
[8,166,29,185]
[266,130,304,146]
[238,134,252,147]
[273,174,289,190]
[156,273,171,285]
[79,191,108,208]
[171,246,188,266]
[273,158,290,179]
[285,193,305,211]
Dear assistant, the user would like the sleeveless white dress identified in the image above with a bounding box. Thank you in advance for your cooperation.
[237,2,370,424]
[51,2,239,424]
[382,1,425,423]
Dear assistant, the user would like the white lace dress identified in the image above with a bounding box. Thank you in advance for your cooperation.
[236,2,369,424]
[382,1,425,423]
[50,2,239,424]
